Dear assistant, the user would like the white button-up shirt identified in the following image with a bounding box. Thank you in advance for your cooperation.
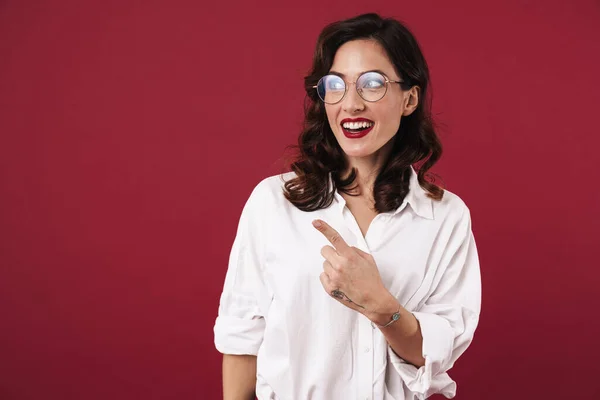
[214,167,481,400]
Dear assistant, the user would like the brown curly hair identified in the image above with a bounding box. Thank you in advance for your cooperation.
[283,13,444,212]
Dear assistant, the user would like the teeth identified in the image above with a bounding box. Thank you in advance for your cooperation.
[342,121,374,129]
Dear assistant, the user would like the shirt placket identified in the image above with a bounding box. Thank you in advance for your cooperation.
[341,208,375,400]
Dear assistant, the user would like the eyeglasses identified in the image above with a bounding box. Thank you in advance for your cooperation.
[313,71,403,104]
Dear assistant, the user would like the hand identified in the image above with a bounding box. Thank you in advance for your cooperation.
[312,219,392,315]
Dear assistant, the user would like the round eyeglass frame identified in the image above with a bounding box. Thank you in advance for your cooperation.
[312,71,404,104]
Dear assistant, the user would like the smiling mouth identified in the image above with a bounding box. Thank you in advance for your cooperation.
[340,123,374,139]
[341,121,374,133]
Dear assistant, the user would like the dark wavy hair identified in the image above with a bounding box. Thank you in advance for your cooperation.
[283,13,444,212]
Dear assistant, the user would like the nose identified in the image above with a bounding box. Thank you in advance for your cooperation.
[341,83,365,113]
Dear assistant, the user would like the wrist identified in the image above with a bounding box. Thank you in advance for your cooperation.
[365,291,400,326]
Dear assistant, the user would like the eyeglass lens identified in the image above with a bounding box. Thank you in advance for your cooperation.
[316,71,388,104]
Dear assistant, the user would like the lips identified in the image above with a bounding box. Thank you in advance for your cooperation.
[340,118,374,139]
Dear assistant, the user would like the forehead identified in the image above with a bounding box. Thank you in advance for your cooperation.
[330,39,397,79]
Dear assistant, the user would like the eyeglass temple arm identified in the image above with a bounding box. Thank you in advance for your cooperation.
[313,80,403,87]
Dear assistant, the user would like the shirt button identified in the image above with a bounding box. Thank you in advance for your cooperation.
[364,346,371,353]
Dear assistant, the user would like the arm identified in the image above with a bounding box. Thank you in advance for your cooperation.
[214,180,273,400]
[368,206,481,398]
[223,354,257,400]
[366,294,426,368]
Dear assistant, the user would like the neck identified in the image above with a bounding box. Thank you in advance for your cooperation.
[342,138,395,197]
[343,159,380,196]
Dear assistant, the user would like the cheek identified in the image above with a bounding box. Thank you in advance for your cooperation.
[325,106,339,130]
[375,106,402,133]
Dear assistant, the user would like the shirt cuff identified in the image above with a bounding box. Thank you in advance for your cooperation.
[387,312,457,398]
[214,315,265,355]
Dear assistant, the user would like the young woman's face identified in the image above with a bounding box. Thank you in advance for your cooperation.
[324,39,418,162]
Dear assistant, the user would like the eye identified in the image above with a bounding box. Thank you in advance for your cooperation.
[358,72,387,90]
[363,79,384,89]
[325,77,345,90]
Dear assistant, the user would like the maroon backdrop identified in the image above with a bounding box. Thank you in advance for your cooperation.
[1,1,599,399]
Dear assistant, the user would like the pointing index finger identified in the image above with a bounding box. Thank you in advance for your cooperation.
[312,219,350,254]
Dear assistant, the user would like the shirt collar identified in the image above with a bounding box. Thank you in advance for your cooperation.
[403,166,434,219]
[330,166,434,220]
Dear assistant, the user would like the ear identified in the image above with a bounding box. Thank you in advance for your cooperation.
[402,86,420,116]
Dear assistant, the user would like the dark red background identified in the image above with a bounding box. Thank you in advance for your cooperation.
[1,1,599,399]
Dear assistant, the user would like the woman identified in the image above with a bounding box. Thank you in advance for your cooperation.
[214,13,481,400]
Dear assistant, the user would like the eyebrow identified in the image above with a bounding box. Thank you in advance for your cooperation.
[328,69,390,78]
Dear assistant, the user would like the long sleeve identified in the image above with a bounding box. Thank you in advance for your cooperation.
[213,180,273,355]
[388,206,482,399]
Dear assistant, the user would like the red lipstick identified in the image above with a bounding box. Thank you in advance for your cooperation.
[340,118,374,139]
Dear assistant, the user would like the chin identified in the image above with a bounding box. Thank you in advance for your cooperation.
[340,146,375,158]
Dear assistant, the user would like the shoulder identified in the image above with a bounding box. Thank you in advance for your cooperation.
[235,173,297,233]
[247,171,297,207]
[433,187,472,225]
